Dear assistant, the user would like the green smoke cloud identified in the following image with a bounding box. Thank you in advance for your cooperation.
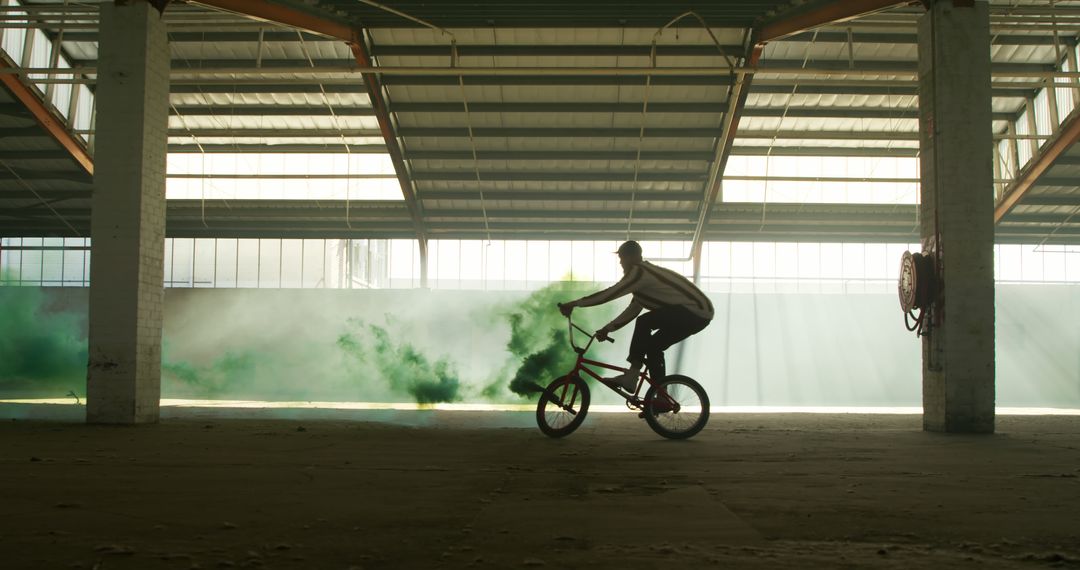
[162,349,257,399]
[337,319,461,404]
[499,281,618,397]
[0,281,88,397]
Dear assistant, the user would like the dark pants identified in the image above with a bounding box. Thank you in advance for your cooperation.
[628,306,710,382]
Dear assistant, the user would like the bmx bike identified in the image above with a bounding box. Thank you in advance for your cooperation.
[535,316,710,440]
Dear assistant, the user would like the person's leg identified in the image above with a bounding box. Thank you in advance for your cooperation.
[611,310,667,391]
[627,309,664,369]
[642,307,710,382]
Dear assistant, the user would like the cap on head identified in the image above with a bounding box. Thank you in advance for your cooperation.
[615,240,642,258]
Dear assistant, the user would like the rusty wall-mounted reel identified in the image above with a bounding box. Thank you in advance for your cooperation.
[899,250,937,336]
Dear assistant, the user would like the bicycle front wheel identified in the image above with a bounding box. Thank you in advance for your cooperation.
[643,375,710,440]
[536,375,590,438]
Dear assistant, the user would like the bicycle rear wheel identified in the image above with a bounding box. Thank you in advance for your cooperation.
[536,375,590,438]
[642,375,709,440]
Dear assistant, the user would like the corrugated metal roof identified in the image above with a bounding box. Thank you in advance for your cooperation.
[1,0,1079,243]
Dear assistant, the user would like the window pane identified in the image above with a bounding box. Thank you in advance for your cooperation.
[193,238,216,287]
[215,239,238,288]
[236,239,260,288]
[258,239,281,288]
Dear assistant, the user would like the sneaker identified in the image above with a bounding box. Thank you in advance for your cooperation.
[608,370,639,392]
[650,399,675,414]
[638,399,675,418]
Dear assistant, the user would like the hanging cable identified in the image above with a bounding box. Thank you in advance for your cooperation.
[168,102,209,228]
[353,0,492,239]
[297,30,355,229]
[166,28,242,230]
[0,159,81,236]
[629,11,737,241]
[455,40,492,242]
[760,29,819,230]
[625,40,655,239]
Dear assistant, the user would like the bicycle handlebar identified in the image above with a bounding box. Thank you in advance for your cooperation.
[566,314,613,354]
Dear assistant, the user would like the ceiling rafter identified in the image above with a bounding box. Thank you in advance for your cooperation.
[995,105,1080,222]
[191,0,428,247]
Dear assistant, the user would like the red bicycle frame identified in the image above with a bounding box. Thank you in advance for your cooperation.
[563,317,655,409]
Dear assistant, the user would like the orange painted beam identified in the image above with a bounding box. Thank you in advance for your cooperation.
[192,0,426,240]
[192,0,356,42]
[690,44,763,273]
[350,40,426,240]
[759,0,915,42]
[0,61,93,176]
[995,106,1080,222]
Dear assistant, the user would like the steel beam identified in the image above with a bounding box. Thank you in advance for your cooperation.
[0,189,89,200]
[410,170,707,182]
[168,143,386,154]
[169,105,376,117]
[396,127,725,138]
[163,145,929,159]
[170,83,365,94]
[759,2,922,42]
[1032,176,1080,187]
[378,74,733,86]
[349,36,428,284]
[0,60,92,176]
[418,190,702,202]
[730,145,920,157]
[995,105,1080,222]
[689,44,761,280]
[1017,195,1080,206]
[190,1,356,42]
[191,0,429,282]
[390,102,729,114]
[406,150,717,161]
[0,169,92,183]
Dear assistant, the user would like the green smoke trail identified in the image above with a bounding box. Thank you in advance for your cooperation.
[161,349,257,399]
[499,281,618,397]
[337,319,461,404]
[0,281,88,397]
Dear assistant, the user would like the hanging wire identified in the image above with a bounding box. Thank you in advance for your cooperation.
[296,29,355,229]
[168,102,209,228]
[625,38,655,239]
[455,39,492,242]
[0,159,81,236]
[629,11,737,241]
[166,28,241,229]
[354,0,492,240]
[759,29,819,230]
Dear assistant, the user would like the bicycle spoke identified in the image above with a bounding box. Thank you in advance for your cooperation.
[536,376,591,438]
[645,376,709,439]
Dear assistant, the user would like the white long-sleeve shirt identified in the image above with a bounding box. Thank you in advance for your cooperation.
[573,260,715,331]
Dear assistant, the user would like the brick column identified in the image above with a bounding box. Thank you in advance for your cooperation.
[86,1,169,424]
[917,0,995,433]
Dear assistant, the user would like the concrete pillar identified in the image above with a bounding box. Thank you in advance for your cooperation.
[86,1,169,424]
[917,0,995,433]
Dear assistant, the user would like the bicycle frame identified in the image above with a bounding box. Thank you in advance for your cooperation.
[565,317,652,408]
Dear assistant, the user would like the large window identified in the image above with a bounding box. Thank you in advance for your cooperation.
[722,155,918,205]
[165,153,402,201]
[8,238,1078,289]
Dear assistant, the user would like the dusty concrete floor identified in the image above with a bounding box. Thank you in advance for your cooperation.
[1,407,1080,569]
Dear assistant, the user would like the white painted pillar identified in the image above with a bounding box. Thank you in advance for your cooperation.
[917,0,995,433]
[87,0,169,424]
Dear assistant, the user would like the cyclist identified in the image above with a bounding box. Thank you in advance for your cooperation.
[557,240,713,392]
